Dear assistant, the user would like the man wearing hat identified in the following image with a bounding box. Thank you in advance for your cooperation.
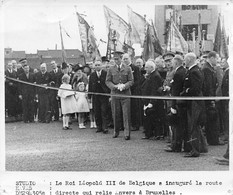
[18,58,34,74]
[122,53,141,131]
[105,51,134,140]
[18,64,36,123]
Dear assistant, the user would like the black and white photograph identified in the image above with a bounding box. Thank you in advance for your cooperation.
[1,0,232,194]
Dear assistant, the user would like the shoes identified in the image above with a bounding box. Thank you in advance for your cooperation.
[90,122,94,129]
[125,136,130,140]
[164,147,181,152]
[131,126,139,131]
[214,157,229,165]
[79,124,86,129]
[93,122,97,128]
[112,134,119,138]
[164,147,174,152]
[142,136,149,139]
[217,140,225,145]
[96,129,103,133]
[63,126,72,130]
[184,152,200,158]
[103,129,108,134]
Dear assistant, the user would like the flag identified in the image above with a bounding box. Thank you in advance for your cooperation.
[59,21,67,63]
[103,5,130,53]
[142,23,163,60]
[213,15,221,54]
[76,12,100,61]
[220,18,229,59]
[166,20,188,54]
[123,42,135,57]
[127,5,147,46]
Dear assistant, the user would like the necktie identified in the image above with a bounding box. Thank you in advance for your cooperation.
[118,65,121,71]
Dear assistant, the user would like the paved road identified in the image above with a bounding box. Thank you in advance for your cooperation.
[5,120,228,171]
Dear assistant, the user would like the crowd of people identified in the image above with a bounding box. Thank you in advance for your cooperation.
[5,50,229,160]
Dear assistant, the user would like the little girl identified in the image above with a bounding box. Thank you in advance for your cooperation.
[74,82,90,129]
[58,74,78,130]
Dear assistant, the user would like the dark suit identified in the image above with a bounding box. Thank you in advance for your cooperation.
[202,62,220,145]
[106,64,133,137]
[170,66,188,151]
[18,72,36,122]
[35,71,51,123]
[129,64,141,129]
[49,68,63,121]
[221,68,229,141]
[5,69,18,117]
[89,70,110,131]
[182,65,205,156]
[141,70,164,138]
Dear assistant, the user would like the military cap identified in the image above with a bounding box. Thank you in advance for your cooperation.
[19,58,27,63]
[101,56,109,62]
[112,51,124,58]
[162,52,175,61]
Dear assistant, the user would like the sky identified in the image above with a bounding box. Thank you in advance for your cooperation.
[1,0,233,56]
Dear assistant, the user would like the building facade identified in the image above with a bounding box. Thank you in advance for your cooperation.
[154,5,220,55]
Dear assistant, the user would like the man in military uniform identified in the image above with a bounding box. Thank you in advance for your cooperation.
[106,51,134,140]
[122,53,141,131]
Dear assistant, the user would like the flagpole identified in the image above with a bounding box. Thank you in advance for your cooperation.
[74,6,87,65]
[192,28,196,54]
[198,11,202,56]
[169,13,172,52]
[59,21,66,63]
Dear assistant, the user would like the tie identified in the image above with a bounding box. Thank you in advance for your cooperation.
[118,65,121,71]
[97,71,100,78]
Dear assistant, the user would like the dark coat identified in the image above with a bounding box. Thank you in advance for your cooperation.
[182,65,203,97]
[18,72,36,96]
[5,69,18,95]
[129,63,140,95]
[201,61,217,97]
[35,71,51,95]
[141,70,163,106]
[221,68,229,97]
[88,70,110,98]
[49,68,63,87]
[171,66,187,108]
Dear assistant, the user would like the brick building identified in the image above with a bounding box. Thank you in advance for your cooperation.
[4,48,87,71]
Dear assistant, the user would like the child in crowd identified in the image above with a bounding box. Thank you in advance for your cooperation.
[74,82,90,129]
[58,74,78,130]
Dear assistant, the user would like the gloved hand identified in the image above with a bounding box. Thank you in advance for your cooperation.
[170,107,177,114]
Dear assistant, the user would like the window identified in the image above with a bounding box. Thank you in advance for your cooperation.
[182,5,208,10]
